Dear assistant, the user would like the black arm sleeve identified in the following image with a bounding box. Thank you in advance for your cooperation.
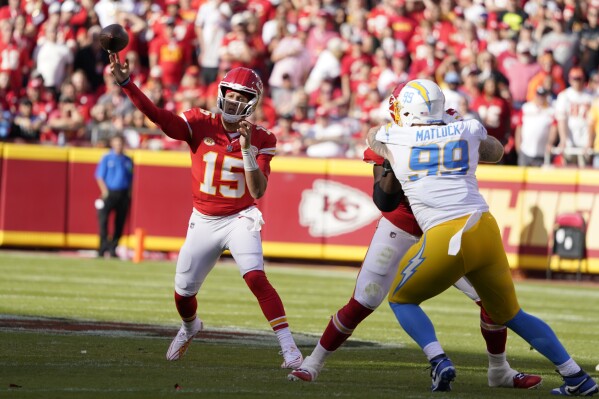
[373,182,404,212]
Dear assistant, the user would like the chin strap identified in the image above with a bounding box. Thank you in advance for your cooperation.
[221,112,244,123]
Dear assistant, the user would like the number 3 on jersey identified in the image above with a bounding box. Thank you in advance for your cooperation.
[200,152,246,198]
[409,140,469,181]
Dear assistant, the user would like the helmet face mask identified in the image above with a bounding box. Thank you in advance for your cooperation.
[217,67,263,123]
[395,79,445,127]
[221,91,251,119]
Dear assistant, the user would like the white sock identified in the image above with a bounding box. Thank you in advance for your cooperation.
[557,358,581,377]
[276,327,297,351]
[183,316,200,334]
[423,341,444,361]
[488,352,509,369]
[310,342,333,365]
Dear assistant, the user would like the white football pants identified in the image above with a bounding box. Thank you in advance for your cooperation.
[174,206,265,297]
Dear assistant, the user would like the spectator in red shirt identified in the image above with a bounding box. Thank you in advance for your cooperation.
[366,0,400,41]
[24,76,55,122]
[242,12,268,77]
[271,115,303,155]
[471,75,512,147]
[451,19,482,67]
[148,17,192,91]
[0,0,23,22]
[308,78,344,119]
[45,95,85,145]
[340,37,372,108]
[71,69,98,122]
[0,20,28,91]
[57,0,80,50]
[423,0,457,48]
[392,1,418,45]
[12,14,35,73]
[0,69,19,112]
[458,66,481,104]
[247,0,276,31]
[476,51,510,100]
[158,0,195,43]
[305,10,340,67]
[115,11,147,58]
[219,13,263,73]
[173,65,205,109]
[409,36,442,80]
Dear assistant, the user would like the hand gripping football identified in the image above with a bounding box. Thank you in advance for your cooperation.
[99,24,129,53]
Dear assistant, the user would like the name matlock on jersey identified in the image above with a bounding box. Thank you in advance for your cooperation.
[181,108,276,217]
[415,125,461,141]
[375,119,490,232]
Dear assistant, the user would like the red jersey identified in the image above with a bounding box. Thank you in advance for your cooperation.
[149,38,192,87]
[362,148,422,237]
[471,94,512,143]
[122,80,276,216]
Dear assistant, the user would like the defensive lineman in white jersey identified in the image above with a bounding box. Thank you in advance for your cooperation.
[367,79,598,395]
[376,117,489,235]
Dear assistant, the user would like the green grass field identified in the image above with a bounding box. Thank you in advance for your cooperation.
[1,251,598,399]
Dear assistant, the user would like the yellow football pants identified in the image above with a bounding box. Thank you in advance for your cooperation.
[388,212,520,324]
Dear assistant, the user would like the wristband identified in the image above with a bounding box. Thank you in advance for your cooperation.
[117,77,131,87]
[241,148,259,172]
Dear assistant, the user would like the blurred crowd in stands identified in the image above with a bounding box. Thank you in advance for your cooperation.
[0,0,598,166]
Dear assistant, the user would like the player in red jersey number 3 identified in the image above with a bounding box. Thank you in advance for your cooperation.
[108,53,303,368]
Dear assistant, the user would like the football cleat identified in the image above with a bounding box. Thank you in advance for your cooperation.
[551,370,598,396]
[288,368,316,382]
[165,318,203,361]
[430,356,456,392]
[287,356,321,382]
[280,346,303,369]
[488,367,543,389]
[512,373,543,389]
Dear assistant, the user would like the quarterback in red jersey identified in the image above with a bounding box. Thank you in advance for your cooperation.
[108,54,302,368]
[289,84,541,390]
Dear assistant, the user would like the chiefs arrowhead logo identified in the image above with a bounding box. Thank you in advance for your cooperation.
[299,180,381,237]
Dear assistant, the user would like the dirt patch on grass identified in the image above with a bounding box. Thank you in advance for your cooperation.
[0,315,390,348]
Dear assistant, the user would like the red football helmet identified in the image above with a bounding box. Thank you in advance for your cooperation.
[388,82,406,124]
[217,67,264,123]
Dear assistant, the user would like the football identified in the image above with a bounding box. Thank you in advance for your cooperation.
[99,24,129,53]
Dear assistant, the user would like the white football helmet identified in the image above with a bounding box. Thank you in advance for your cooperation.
[396,79,445,127]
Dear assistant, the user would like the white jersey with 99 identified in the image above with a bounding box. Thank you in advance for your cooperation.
[375,119,489,232]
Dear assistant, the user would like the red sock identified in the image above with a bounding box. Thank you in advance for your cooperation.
[479,303,507,354]
[174,291,197,322]
[320,297,374,351]
[243,270,288,331]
